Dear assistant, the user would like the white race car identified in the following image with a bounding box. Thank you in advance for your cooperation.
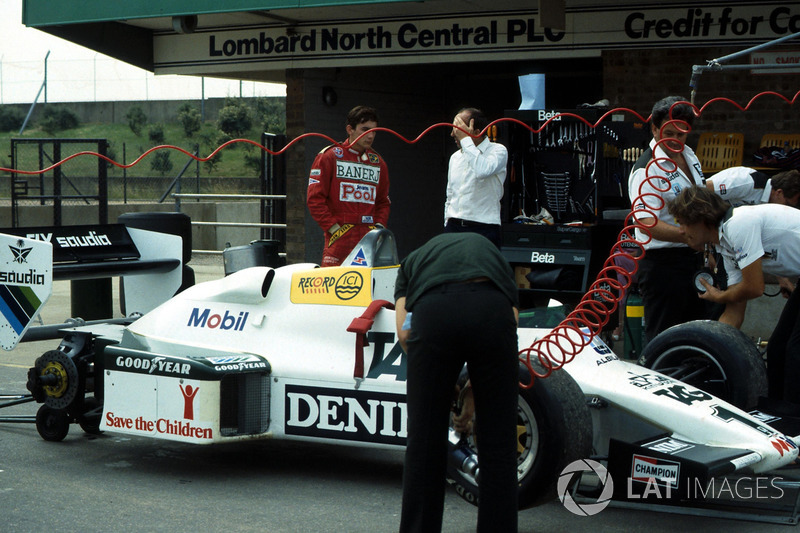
[5,227,800,517]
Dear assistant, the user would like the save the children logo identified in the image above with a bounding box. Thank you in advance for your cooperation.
[180,384,199,420]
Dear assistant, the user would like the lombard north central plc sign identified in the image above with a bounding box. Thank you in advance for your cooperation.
[153,4,800,74]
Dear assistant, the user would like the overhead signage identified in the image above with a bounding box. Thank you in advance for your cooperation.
[751,49,800,74]
[153,4,800,74]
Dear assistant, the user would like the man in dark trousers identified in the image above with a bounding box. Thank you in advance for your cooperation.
[627,95,706,341]
[394,232,519,532]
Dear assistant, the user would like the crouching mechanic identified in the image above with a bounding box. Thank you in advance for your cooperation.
[668,185,800,403]
[705,167,800,207]
[307,105,390,267]
[394,232,520,532]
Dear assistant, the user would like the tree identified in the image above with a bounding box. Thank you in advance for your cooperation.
[177,103,202,137]
[0,106,25,132]
[150,151,173,176]
[148,123,166,144]
[253,97,286,135]
[39,106,79,134]
[216,98,253,138]
[126,106,147,136]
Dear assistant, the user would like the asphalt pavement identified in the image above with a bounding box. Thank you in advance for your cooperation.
[0,256,797,532]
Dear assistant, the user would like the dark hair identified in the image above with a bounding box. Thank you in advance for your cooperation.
[771,169,800,199]
[346,106,379,128]
[458,107,489,134]
[651,96,695,129]
[668,185,729,227]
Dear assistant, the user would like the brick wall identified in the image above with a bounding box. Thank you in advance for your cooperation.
[603,46,800,157]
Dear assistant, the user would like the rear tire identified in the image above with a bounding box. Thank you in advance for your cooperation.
[639,320,766,410]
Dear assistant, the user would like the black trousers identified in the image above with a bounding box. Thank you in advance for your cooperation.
[637,248,705,342]
[767,288,800,403]
[399,282,518,533]
[444,219,502,249]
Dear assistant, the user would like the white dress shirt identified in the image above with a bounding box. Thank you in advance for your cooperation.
[444,136,508,226]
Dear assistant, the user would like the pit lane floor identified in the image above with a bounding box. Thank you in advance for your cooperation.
[0,256,796,532]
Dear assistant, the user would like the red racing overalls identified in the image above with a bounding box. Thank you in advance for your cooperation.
[307,141,390,266]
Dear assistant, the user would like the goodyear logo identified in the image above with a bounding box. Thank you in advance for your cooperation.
[291,268,369,306]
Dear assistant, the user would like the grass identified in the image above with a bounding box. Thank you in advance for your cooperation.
[0,120,275,180]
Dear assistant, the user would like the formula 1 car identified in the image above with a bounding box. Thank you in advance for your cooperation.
[4,227,800,518]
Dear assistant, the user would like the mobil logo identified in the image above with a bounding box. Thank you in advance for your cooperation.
[187,307,249,331]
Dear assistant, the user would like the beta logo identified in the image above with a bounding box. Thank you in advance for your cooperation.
[538,109,562,122]
[530,251,555,264]
[187,308,249,331]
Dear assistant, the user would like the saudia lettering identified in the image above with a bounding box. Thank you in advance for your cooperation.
[0,269,46,285]
[26,231,113,248]
[187,308,249,331]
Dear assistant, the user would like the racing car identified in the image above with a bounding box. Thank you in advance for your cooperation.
[4,226,800,517]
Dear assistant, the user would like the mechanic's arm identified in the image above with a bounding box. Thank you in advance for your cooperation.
[395,296,410,352]
[699,258,764,327]
[453,116,507,179]
[636,216,688,245]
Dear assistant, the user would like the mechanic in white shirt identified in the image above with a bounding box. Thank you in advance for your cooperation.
[627,96,707,342]
[444,107,508,248]
[669,185,800,403]
[706,167,800,207]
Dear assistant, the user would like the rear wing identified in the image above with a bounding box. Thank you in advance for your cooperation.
[0,224,183,351]
[0,234,52,350]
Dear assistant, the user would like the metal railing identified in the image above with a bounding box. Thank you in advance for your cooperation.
[172,192,287,255]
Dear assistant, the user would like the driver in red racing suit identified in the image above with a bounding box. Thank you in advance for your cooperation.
[307,106,391,267]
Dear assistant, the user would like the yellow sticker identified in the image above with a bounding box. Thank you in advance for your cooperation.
[291,267,371,306]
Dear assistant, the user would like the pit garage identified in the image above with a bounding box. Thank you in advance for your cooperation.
[20,1,800,270]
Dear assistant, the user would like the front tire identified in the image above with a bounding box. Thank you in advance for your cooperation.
[447,362,592,509]
[36,405,70,442]
[639,320,766,410]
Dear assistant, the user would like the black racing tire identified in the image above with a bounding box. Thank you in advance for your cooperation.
[447,362,593,510]
[118,211,192,264]
[178,264,195,294]
[77,396,103,435]
[639,320,766,411]
[36,405,70,442]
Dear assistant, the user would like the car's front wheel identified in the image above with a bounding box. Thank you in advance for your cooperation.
[447,362,592,509]
[639,320,766,410]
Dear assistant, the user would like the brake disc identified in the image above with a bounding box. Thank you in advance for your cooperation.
[34,350,80,409]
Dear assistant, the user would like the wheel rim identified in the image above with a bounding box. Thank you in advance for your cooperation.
[455,396,540,485]
[516,396,538,481]
[649,345,729,399]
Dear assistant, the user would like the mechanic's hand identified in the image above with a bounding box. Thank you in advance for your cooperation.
[452,115,474,143]
[779,276,795,299]
[698,277,723,302]
[452,385,475,435]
